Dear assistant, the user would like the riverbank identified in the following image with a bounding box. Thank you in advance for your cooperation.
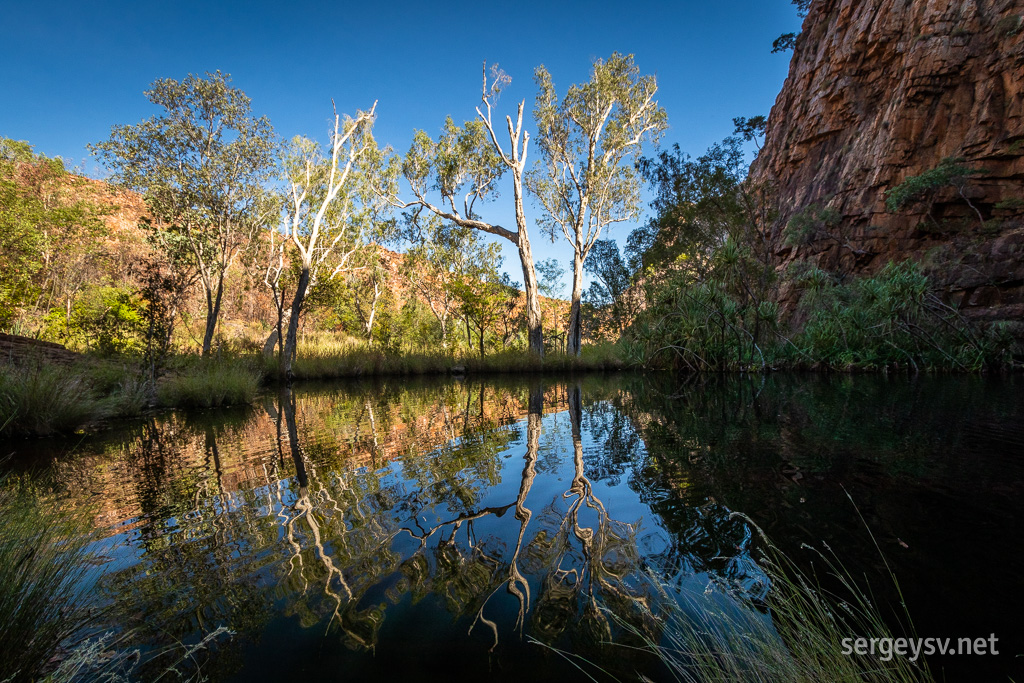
[4,328,1023,439]
[0,341,626,438]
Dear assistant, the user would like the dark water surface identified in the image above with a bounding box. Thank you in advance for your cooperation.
[5,373,1023,681]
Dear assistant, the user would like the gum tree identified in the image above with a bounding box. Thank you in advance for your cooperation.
[91,71,276,355]
[279,101,392,379]
[398,65,545,356]
[528,53,666,355]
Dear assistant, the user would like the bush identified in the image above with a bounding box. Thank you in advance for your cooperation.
[885,157,981,213]
[45,285,146,355]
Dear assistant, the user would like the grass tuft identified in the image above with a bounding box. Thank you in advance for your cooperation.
[156,357,262,409]
[0,362,103,436]
[0,473,95,683]
[617,511,932,683]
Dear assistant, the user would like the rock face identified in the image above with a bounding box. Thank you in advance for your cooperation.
[752,0,1024,325]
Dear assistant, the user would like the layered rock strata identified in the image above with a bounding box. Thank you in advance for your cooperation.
[752,0,1024,325]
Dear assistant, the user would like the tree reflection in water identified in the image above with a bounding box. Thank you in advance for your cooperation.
[16,376,780,680]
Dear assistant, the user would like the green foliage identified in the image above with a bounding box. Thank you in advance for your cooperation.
[535,258,566,299]
[391,298,444,351]
[628,135,781,370]
[993,198,1024,212]
[90,71,277,354]
[884,157,981,213]
[995,14,1022,37]
[454,270,519,358]
[771,0,811,52]
[401,118,505,217]
[56,285,146,355]
[401,209,503,349]
[90,72,275,228]
[529,52,667,352]
[772,32,798,52]
[530,52,667,249]
[584,240,630,306]
[0,138,102,331]
[792,261,1009,370]
[783,202,841,246]
[634,137,751,274]
[623,275,779,372]
[732,115,767,146]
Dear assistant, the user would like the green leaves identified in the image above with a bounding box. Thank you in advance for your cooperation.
[884,157,982,212]
[91,71,275,230]
[402,117,505,218]
[0,138,102,330]
[529,53,667,249]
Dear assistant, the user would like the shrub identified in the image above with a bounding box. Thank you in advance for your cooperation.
[784,202,842,247]
[885,157,983,215]
[792,260,1002,370]
[995,15,1022,37]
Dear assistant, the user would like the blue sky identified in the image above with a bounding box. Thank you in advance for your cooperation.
[0,0,801,290]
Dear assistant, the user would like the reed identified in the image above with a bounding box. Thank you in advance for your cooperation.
[0,474,95,683]
[621,511,932,683]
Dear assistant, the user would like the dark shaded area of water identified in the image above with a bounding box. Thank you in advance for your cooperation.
[4,373,1022,681]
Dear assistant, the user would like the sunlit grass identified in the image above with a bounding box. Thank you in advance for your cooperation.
[156,356,262,409]
[273,335,626,379]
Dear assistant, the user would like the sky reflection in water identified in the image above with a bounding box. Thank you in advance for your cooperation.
[9,373,1023,681]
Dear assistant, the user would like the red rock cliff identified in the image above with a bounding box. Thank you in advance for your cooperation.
[752,0,1024,325]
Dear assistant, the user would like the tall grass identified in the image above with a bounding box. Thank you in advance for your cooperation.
[0,363,104,437]
[0,474,95,683]
[620,512,932,683]
[156,357,262,409]
[272,335,626,380]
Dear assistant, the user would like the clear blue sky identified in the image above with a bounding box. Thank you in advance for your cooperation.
[0,0,801,291]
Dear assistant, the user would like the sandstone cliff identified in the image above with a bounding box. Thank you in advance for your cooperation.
[752,0,1024,325]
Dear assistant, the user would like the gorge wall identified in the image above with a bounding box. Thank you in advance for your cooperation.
[752,0,1024,326]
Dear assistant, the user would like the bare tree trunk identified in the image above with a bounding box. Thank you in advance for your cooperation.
[363,279,381,339]
[512,163,544,357]
[518,234,544,357]
[276,305,289,379]
[566,250,584,356]
[201,272,227,356]
[282,265,311,381]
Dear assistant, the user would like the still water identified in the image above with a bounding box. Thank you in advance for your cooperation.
[6,373,1023,681]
